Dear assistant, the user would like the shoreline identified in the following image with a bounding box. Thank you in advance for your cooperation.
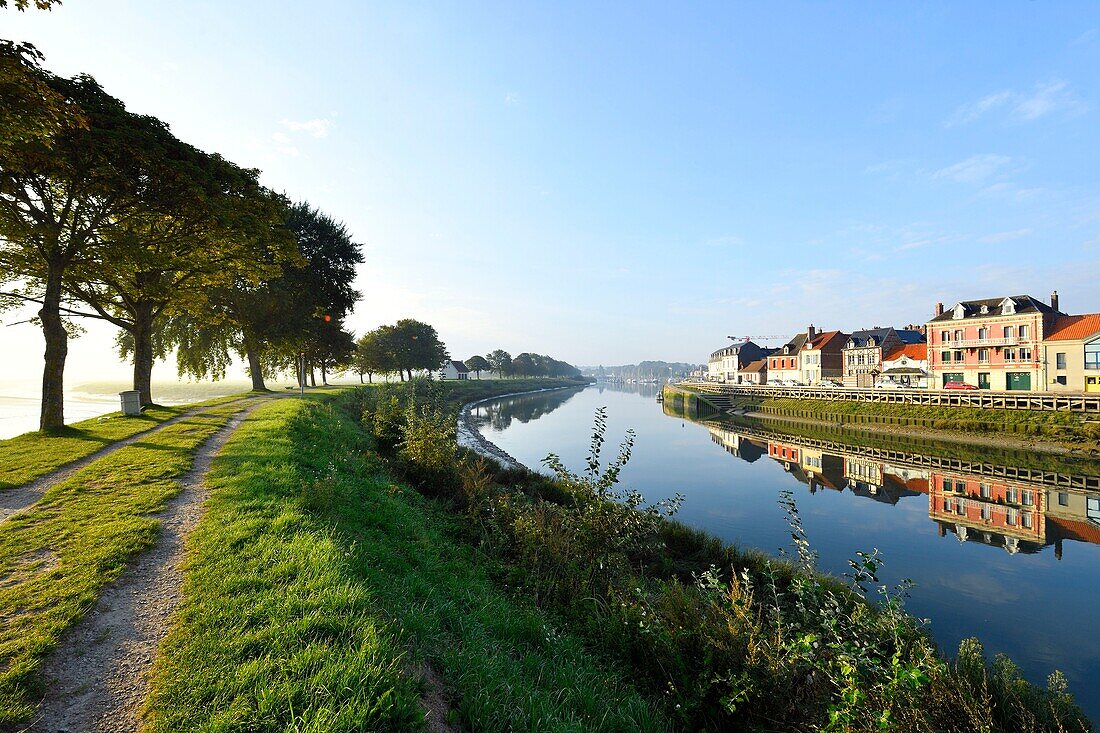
[456,384,585,471]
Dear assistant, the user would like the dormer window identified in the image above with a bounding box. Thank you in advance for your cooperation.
[1000,298,1016,316]
[980,305,989,314]
[952,304,966,319]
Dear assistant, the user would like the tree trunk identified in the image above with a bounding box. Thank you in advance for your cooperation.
[406,368,413,381]
[359,372,364,384]
[132,303,155,406]
[244,336,266,391]
[321,359,328,385]
[309,366,316,387]
[38,262,68,431]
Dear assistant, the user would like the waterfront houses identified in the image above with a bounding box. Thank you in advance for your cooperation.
[842,327,926,387]
[1043,313,1100,393]
[799,330,846,385]
[738,358,768,385]
[926,293,1063,390]
[879,342,929,388]
[767,328,813,384]
[707,340,769,383]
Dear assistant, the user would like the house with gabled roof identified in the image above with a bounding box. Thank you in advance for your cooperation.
[439,360,470,380]
[707,340,769,383]
[799,330,847,385]
[926,292,1064,391]
[737,358,768,385]
[767,327,813,384]
[1043,312,1100,393]
[842,327,926,388]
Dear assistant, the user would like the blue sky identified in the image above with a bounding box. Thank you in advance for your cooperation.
[3,1,1100,378]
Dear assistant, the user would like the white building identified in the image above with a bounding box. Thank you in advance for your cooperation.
[439,360,470,380]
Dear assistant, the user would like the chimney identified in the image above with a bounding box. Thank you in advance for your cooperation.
[807,324,816,340]
[934,302,944,317]
[1051,290,1060,312]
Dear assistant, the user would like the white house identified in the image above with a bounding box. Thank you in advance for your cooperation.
[879,343,929,388]
[439,360,470,380]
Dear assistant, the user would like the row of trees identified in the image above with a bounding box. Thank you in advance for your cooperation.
[472,350,582,379]
[0,40,363,428]
[353,320,448,382]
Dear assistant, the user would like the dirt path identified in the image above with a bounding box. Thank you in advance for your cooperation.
[23,400,269,733]
[0,396,254,525]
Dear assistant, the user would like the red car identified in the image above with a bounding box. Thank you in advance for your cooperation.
[943,381,979,391]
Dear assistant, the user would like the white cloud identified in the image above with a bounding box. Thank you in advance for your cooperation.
[933,154,1011,184]
[280,117,334,138]
[945,81,1085,126]
[504,92,520,106]
[977,228,1033,244]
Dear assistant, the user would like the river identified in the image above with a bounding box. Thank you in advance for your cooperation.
[467,382,1100,719]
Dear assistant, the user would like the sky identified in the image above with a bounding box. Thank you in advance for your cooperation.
[3,1,1100,385]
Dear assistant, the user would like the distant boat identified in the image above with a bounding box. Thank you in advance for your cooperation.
[656,392,664,403]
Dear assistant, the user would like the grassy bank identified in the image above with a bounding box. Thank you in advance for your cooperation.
[345,379,1090,732]
[0,401,250,726]
[0,392,249,490]
[142,385,664,732]
[666,385,1100,450]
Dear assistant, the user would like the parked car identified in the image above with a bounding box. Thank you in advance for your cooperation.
[817,380,843,388]
[874,381,902,390]
[943,381,979,391]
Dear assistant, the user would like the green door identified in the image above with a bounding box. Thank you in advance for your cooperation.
[978,373,990,390]
[1006,372,1031,391]
[942,373,963,387]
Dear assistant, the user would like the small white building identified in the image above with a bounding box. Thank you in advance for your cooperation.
[439,360,470,380]
[879,343,929,388]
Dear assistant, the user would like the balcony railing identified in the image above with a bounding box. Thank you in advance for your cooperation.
[948,337,1019,348]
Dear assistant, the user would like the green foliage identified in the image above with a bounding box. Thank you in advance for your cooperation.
[463,354,490,377]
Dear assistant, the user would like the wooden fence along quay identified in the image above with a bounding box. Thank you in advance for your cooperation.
[678,381,1100,414]
[706,419,1100,492]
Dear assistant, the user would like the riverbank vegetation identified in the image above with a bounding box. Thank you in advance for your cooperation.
[341,380,1089,732]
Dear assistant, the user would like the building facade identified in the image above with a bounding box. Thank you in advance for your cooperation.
[842,328,925,387]
[708,340,768,383]
[738,358,768,385]
[799,330,846,385]
[926,293,1063,390]
[879,343,929,388]
[1042,313,1100,393]
[767,328,813,384]
[439,360,470,380]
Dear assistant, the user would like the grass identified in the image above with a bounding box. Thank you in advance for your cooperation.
[142,391,665,732]
[0,392,251,491]
[0,400,250,726]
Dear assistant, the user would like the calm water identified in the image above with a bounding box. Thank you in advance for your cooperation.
[469,383,1100,718]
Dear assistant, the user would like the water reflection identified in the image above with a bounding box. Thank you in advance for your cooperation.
[704,418,1100,560]
[468,387,584,432]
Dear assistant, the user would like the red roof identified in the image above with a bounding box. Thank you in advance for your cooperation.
[1047,515,1100,546]
[884,343,927,361]
[1045,314,1100,342]
[803,330,845,351]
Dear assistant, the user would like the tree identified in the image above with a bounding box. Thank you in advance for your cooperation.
[486,349,512,379]
[0,70,207,427]
[464,355,490,379]
[384,319,448,381]
[355,328,396,383]
[67,150,285,405]
[512,352,536,378]
[0,0,63,9]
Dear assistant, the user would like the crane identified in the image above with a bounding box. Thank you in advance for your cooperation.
[726,334,790,342]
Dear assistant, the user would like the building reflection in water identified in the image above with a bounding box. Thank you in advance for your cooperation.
[706,423,1100,560]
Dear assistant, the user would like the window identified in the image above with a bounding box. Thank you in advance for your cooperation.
[954,329,963,341]
[981,505,991,520]
[1007,508,1017,526]
[941,350,951,363]
[954,351,963,362]
[955,480,967,493]
[1018,347,1032,360]
[1006,487,1018,503]
[1022,513,1033,529]
[1056,376,1067,385]
[1022,490,1034,506]
[1004,326,1014,338]
[978,327,988,340]
[1056,352,1067,370]
[942,499,951,511]
[980,483,991,498]
[978,349,989,363]
[1058,492,1069,506]
[941,330,950,343]
[1086,342,1100,371]
[1088,496,1100,521]
[1004,348,1016,361]
[1019,325,1029,339]
[956,498,966,515]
